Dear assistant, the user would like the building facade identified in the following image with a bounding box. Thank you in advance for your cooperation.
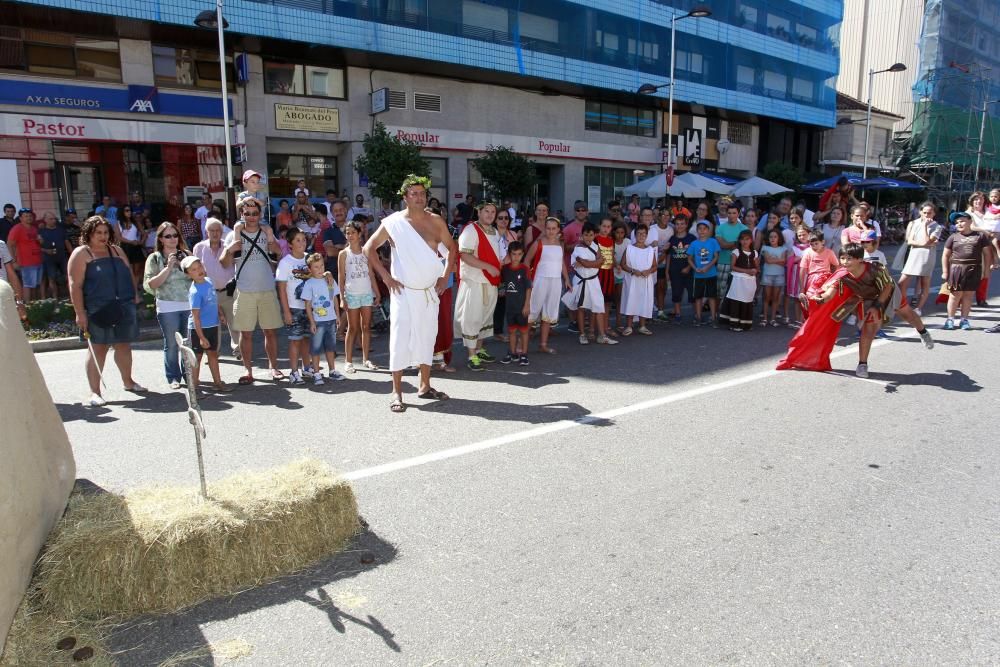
[1,0,842,218]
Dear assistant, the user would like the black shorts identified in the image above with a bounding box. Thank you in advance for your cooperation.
[506,310,529,330]
[656,266,666,281]
[670,270,694,303]
[190,326,219,353]
[693,277,718,300]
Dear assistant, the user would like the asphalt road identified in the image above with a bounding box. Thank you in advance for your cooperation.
[34,293,1000,666]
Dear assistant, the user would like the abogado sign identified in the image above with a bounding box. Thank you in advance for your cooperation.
[275,104,340,133]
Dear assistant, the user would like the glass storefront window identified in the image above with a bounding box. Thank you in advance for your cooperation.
[263,61,346,99]
[585,166,653,216]
[267,153,338,198]
[585,101,656,138]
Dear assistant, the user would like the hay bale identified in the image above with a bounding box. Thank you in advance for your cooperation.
[36,459,359,620]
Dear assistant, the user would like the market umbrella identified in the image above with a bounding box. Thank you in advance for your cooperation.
[621,172,665,198]
[865,177,923,190]
[801,174,877,192]
[678,172,733,194]
[699,171,740,185]
[730,176,791,197]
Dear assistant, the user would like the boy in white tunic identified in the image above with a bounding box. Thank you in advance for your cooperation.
[363,175,456,413]
[562,223,619,345]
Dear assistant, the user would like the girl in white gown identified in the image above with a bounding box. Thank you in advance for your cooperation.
[620,225,657,335]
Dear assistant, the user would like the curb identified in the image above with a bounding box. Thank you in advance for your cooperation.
[30,326,162,353]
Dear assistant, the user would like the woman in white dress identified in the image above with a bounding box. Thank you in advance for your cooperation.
[619,225,656,335]
[899,201,943,315]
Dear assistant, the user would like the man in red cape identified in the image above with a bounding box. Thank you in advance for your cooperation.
[454,201,502,371]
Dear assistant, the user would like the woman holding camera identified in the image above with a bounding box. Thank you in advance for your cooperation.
[143,222,193,389]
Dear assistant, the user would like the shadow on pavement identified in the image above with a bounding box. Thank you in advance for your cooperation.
[107,521,400,666]
[869,368,982,394]
[55,402,119,424]
[414,396,611,425]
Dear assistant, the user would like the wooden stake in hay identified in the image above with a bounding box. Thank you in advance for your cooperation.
[175,331,208,498]
[36,459,360,620]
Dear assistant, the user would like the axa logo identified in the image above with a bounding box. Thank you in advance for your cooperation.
[130,99,155,112]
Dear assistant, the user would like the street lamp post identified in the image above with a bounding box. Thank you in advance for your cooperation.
[973,99,999,193]
[637,5,711,182]
[195,1,235,220]
[863,62,907,180]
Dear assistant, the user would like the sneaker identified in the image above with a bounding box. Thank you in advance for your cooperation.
[770,320,780,328]
[290,370,304,385]
[567,322,580,334]
[476,350,497,363]
[169,380,182,390]
[301,366,315,379]
[328,369,346,381]
[344,362,356,374]
[855,363,869,379]
[875,330,888,339]
[693,319,702,327]
[88,393,106,407]
[518,355,529,366]
[578,334,589,345]
[656,310,669,321]
[467,356,485,371]
[500,353,514,365]
[637,326,653,336]
[960,318,971,330]
[919,330,934,349]
[943,318,955,330]
[914,308,922,317]
[984,323,1000,333]
[846,314,857,326]
[313,375,325,386]
[596,335,620,345]
[673,314,683,324]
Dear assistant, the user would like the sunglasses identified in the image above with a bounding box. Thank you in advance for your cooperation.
[496,215,510,220]
[161,233,179,239]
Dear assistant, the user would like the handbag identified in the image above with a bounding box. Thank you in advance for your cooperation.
[88,247,125,327]
[226,229,266,296]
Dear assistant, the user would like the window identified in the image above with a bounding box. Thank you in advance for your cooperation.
[627,39,659,62]
[595,30,619,51]
[727,121,752,145]
[791,77,814,101]
[739,4,757,28]
[425,158,447,205]
[737,65,756,92]
[153,45,234,92]
[0,30,121,80]
[585,101,655,137]
[267,154,337,198]
[675,50,704,73]
[519,12,559,43]
[463,1,509,39]
[763,71,786,96]
[263,61,346,98]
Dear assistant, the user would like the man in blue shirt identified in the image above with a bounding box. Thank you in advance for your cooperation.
[95,195,118,226]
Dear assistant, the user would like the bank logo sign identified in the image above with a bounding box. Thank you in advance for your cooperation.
[275,104,340,133]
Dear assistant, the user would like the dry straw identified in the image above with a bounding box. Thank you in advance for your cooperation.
[1,459,358,665]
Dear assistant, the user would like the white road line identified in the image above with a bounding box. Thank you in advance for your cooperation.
[343,337,899,482]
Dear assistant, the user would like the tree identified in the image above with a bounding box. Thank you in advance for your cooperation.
[471,145,537,203]
[354,122,429,206]
[761,161,805,193]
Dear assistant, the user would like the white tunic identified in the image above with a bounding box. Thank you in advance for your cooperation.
[621,244,656,318]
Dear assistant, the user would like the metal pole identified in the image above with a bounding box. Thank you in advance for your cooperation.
[216,0,235,219]
[974,99,989,193]
[666,14,677,178]
[863,67,874,180]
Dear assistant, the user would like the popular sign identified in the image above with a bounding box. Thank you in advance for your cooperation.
[275,104,340,133]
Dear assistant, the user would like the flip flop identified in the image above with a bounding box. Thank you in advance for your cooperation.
[238,374,255,385]
[417,388,449,400]
[390,395,406,413]
[270,369,285,380]
[539,346,557,355]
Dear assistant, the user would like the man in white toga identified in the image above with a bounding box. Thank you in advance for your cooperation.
[363,175,456,413]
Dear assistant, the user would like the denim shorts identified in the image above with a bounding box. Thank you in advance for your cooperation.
[286,308,311,340]
[344,292,374,309]
[309,320,338,355]
[760,273,786,288]
[20,264,42,288]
